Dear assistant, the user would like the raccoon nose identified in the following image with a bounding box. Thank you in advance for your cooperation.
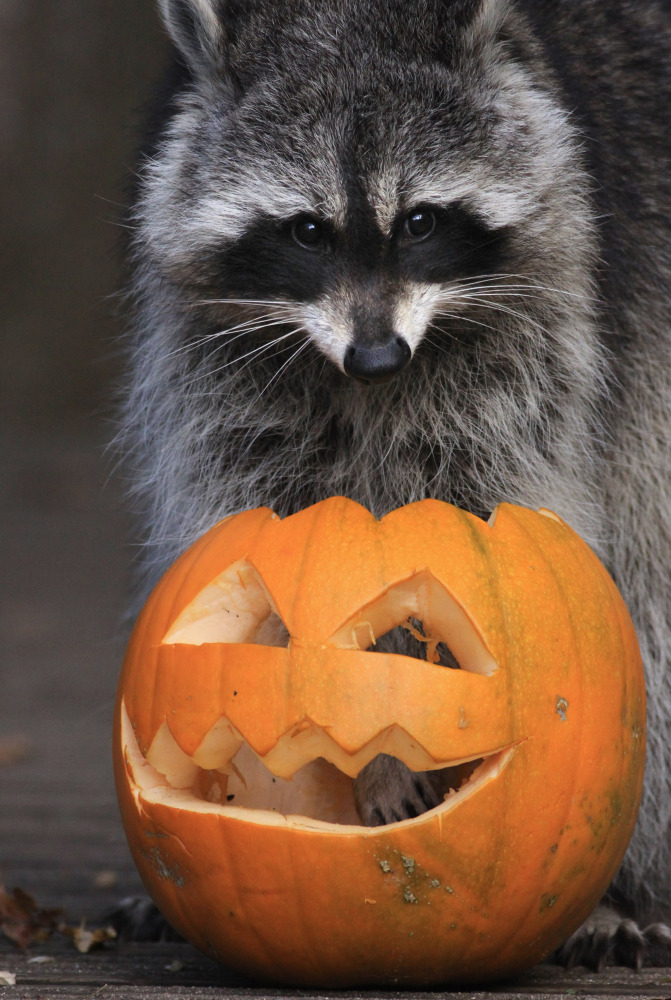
[344,337,411,384]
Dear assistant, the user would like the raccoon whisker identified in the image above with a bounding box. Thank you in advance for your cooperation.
[453,273,542,288]
[441,293,535,314]
[104,217,136,232]
[159,318,294,360]
[443,292,549,315]
[450,281,589,308]
[434,300,549,339]
[95,193,131,211]
[258,337,311,396]
[425,323,461,346]
[211,314,295,335]
[160,315,292,362]
[234,327,307,378]
[448,288,553,302]
[186,329,301,384]
[431,311,522,339]
[189,297,299,310]
[445,285,559,305]
[448,296,548,330]
[183,309,293,329]
[453,273,588,299]
[317,354,330,382]
[447,280,561,298]
[422,331,446,352]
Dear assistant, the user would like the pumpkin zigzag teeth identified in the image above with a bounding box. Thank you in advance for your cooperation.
[145,707,511,783]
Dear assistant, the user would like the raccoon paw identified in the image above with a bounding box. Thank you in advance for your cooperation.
[106,895,183,943]
[353,753,442,826]
[552,904,671,970]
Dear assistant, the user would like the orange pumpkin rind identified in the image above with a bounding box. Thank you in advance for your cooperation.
[114,497,645,987]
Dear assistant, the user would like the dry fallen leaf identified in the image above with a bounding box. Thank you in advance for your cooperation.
[0,970,16,986]
[0,884,119,955]
[68,921,117,954]
[0,885,61,949]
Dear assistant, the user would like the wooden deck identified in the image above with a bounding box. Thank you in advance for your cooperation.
[3,942,671,999]
[2,427,669,998]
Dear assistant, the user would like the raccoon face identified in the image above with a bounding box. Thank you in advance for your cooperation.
[202,197,510,382]
[140,0,593,381]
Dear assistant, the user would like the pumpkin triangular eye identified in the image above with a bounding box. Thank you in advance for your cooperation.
[371,621,462,670]
[328,570,497,675]
[162,559,289,647]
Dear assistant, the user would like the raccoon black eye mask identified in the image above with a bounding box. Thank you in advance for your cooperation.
[212,202,508,303]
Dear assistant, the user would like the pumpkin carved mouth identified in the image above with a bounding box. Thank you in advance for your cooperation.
[121,701,516,831]
[122,561,516,830]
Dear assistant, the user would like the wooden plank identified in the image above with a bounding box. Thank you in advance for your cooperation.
[2,942,671,998]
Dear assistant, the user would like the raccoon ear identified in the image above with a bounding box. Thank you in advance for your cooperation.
[157,0,227,78]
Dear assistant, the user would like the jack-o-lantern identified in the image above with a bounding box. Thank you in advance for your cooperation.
[114,497,645,987]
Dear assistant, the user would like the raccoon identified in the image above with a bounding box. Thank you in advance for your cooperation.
[118,0,671,967]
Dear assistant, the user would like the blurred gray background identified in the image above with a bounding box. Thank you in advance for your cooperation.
[0,2,172,922]
[1,1,166,427]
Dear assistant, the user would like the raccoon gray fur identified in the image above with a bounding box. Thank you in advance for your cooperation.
[118,0,671,967]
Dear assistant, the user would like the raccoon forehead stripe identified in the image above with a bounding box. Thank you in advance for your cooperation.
[195,171,348,243]
[141,171,347,269]
[196,183,318,245]
[366,165,404,237]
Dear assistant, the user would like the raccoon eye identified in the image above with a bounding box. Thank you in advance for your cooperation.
[404,208,436,241]
[292,216,325,250]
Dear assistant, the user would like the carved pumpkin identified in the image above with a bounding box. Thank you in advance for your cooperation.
[114,497,645,987]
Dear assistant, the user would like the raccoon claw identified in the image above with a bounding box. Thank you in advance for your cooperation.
[106,895,183,943]
[551,905,671,970]
[353,753,442,826]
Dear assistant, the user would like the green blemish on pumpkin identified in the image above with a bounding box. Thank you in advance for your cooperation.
[610,789,623,825]
[556,696,569,721]
[145,847,184,887]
